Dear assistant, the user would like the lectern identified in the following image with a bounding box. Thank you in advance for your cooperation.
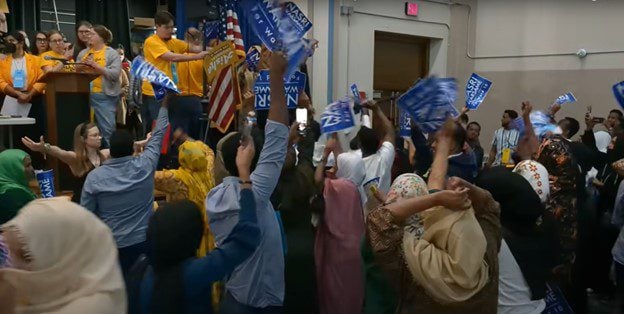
[38,71,98,192]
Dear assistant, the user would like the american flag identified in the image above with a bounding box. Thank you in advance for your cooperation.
[208,65,240,132]
[220,0,246,58]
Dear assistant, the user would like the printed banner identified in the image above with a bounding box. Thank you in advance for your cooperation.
[246,46,262,71]
[399,108,412,137]
[554,92,577,105]
[131,56,179,95]
[543,283,573,314]
[241,0,312,77]
[204,41,240,83]
[397,77,459,133]
[465,73,492,110]
[253,69,307,110]
[320,99,355,134]
[613,81,624,109]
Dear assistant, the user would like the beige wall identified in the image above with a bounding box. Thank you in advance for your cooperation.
[452,0,624,146]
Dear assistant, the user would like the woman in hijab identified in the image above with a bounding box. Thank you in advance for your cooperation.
[0,198,126,313]
[367,120,501,313]
[154,139,215,256]
[477,163,561,314]
[0,149,36,223]
[314,135,366,314]
[137,141,260,314]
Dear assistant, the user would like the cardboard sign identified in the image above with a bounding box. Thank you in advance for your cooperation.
[284,2,313,38]
[240,0,281,51]
[465,73,492,110]
[246,46,262,71]
[321,99,355,134]
[253,69,307,110]
[204,41,240,83]
[397,77,459,133]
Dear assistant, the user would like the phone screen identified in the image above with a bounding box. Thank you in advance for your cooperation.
[296,108,308,130]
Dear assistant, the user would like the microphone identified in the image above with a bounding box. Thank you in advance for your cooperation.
[43,55,68,63]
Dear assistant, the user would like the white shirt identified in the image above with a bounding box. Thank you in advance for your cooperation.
[362,141,395,196]
[491,128,520,166]
[498,240,546,314]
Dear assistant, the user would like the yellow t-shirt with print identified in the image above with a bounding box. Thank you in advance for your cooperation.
[141,34,188,96]
[39,50,67,70]
[81,46,107,93]
[177,54,204,97]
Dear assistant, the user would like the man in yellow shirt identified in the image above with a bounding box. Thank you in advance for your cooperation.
[170,27,205,140]
[141,11,208,134]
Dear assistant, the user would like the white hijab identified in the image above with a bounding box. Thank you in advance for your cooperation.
[0,199,126,313]
[513,160,550,204]
[336,151,367,205]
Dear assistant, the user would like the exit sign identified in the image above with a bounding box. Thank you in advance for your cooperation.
[405,2,418,16]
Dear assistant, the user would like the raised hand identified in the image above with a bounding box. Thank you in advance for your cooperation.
[236,138,256,176]
[522,101,533,118]
[436,187,471,211]
[21,135,45,152]
[269,51,287,76]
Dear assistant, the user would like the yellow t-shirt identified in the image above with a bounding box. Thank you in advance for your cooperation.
[177,54,204,97]
[141,34,188,96]
[39,50,66,70]
[81,46,107,93]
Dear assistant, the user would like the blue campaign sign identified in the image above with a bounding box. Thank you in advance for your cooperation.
[284,2,313,38]
[246,46,261,71]
[554,92,577,105]
[397,77,459,133]
[321,99,355,134]
[613,81,624,109]
[240,0,281,51]
[543,283,573,314]
[253,70,307,110]
[350,83,362,105]
[465,73,492,109]
[131,56,179,99]
[399,108,412,137]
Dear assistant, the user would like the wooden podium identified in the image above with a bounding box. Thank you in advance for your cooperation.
[38,71,98,192]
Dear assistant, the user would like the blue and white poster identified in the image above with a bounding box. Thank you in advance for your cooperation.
[320,99,355,134]
[253,69,307,110]
[350,83,362,105]
[465,73,492,110]
[241,0,312,77]
[397,77,459,133]
[554,92,577,105]
[542,283,573,314]
[246,46,261,71]
[399,108,412,137]
[131,55,180,100]
[613,81,624,109]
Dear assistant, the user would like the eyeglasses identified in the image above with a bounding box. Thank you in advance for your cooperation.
[49,39,64,44]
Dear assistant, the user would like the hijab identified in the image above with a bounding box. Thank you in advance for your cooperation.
[513,160,550,204]
[336,152,366,205]
[0,198,126,313]
[595,131,612,154]
[398,175,489,304]
[476,167,559,300]
[0,149,36,224]
[147,200,204,314]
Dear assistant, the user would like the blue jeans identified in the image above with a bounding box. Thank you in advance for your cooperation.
[169,95,202,139]
[90,93,119,146]
[141,95,162,135]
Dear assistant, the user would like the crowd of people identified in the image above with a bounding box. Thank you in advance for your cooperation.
[1,9,624,314]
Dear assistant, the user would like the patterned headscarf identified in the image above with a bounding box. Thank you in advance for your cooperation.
[386,174,429,240]
[513,160,550,204]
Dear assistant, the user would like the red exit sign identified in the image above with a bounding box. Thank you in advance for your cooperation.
[405,2,418,16]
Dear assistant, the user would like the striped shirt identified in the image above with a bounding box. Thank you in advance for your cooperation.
[491,127,520,166]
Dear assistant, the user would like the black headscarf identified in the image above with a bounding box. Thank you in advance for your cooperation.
[476,167,560,300]
[146,200,204,314]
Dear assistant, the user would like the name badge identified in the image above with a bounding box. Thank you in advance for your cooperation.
[13,69,25,89]
[502,148,511,165]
